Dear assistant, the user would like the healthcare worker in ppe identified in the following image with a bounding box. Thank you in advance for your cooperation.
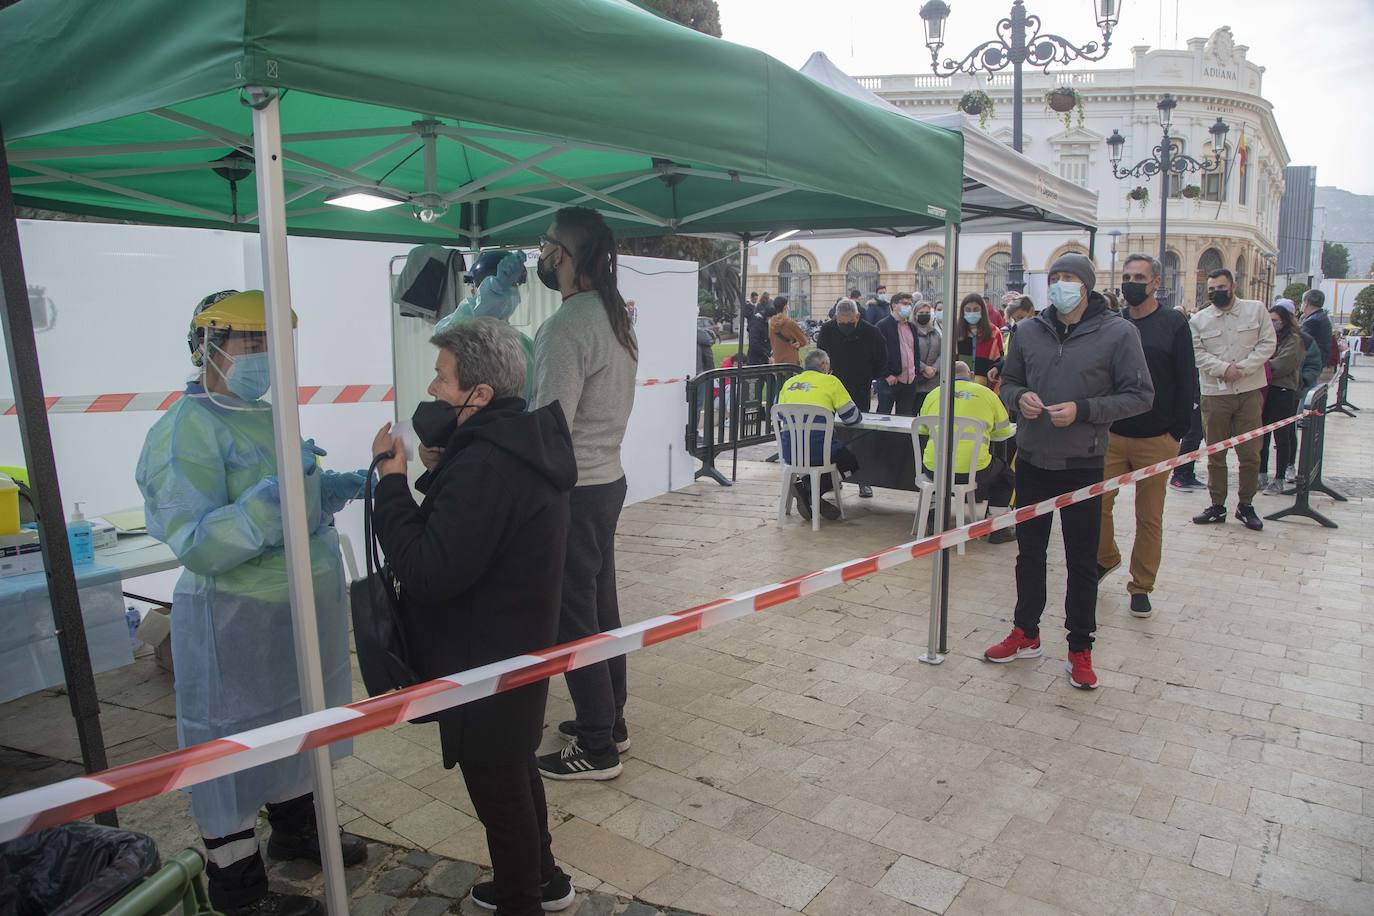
[136,290,368,916]
[436,250,537,403]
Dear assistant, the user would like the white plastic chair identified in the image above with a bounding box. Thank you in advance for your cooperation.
[911,415,990,554]
[771,404,846,530]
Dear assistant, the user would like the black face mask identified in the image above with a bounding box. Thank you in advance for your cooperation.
[1209,289,1233,308]
[915,313,931,326]
[837,322,858,336]
[535,250,561,291]
[1120,281,1151,307]
[411,392,475,448]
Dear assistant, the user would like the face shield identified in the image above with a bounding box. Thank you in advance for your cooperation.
[197,330,298,412]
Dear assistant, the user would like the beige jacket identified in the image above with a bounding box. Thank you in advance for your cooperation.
[1189,297,1276,396]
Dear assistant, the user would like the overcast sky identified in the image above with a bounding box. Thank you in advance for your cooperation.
[714,0,1374,195]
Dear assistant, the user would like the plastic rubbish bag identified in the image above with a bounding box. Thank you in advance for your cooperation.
[0,823,161,916]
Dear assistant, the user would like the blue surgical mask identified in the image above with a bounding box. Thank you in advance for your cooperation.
[963,311,982,325]
[898,305,913,319]
[224,351,272,401]
[1049,281,1083,314]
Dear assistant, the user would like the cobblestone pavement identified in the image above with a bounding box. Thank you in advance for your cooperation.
[2,378,1372,914]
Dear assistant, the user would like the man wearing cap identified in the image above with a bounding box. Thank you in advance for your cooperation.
[1189,268,1276,531]
[988,254,1153,690]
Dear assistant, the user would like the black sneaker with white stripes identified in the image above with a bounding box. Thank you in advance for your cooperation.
[557,718,631,753]
[469,870,575,912]
[537,738,622,781]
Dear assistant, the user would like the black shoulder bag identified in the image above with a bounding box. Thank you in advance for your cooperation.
[349,455,421,696]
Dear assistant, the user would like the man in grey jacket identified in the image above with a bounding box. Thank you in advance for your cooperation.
[986,254,1154,690]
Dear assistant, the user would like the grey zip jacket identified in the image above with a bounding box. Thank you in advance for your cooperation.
[998,293,1155,470]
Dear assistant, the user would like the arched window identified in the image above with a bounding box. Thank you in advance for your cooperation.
[983,252,1010,300]
[777,254,812,318]
[845,253,881,299]
[1235,255,1248,299]
[1196,248,1224,308]
[915,252,944,303]
[1162,251,1181,307]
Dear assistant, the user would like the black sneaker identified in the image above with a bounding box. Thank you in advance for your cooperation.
[1129,593,1153,618]
[793,482,813,521]
[988,526,1017,545]
[818,496,841,520]
[1235,504,1263,531]
[470,871,576,912]
[558,718,631,753]
[1192,504,1227,525]
[1096,561,1120,584]
[859,484,874,498]
[216,892,323,916]
[266,828,369,868]
[538,738,622,781]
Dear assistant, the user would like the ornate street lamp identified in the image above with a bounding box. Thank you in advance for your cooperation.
[1105,94,1230,283]
[918,0,1120,291]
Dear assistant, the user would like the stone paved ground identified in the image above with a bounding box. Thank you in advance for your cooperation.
[2,375,1372,915]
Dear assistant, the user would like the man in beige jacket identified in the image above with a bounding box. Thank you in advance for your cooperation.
[1189,268,1276,531]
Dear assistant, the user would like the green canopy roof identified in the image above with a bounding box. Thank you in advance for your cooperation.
[0,0,962,246]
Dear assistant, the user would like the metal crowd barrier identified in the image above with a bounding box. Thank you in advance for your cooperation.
[101,849,218,916]
[1265,381,1347,528]
[685,364,799,486]
[1329,347,1360,418]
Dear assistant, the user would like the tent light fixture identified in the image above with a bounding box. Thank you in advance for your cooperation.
[323,186,406,211]
[770,228,800,243]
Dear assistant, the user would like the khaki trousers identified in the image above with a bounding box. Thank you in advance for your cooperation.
[1097,432,1179,596]
[1200,389,1264,506]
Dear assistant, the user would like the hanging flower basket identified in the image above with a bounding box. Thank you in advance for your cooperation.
[956,90,995,130]
[1181,184,1202,199]
[1044,87,1086,130]
[1127,186,1150,211]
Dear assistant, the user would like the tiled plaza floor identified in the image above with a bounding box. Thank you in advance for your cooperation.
[3,370,1372,915]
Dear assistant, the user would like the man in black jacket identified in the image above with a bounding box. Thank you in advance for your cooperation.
[371,317,578,916]
[817,298,888,498]
[1300,289,1334,372]
[1096,255,1196,619]
[747,300,774,365]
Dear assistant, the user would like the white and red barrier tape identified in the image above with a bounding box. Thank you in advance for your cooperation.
[0,405,1330,841]
[0,379,687,415]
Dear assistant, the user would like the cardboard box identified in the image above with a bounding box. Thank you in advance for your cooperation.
[0,530,43,579]
[135,604,175,675]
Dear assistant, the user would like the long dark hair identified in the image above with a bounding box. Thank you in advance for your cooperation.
[1270,306,1299,342]
[956,293,994,342]
[553,207,638,360]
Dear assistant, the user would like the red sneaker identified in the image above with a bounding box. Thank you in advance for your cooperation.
[983,627,1042,663]
[1065,649,1098,689]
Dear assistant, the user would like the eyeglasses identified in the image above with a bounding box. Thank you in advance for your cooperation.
[537,233,568,252]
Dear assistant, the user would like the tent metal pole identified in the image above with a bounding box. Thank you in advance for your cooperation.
[922,219,960,665]
[733,234,749,482]
[246,88,350,916]
[0,120,117,824]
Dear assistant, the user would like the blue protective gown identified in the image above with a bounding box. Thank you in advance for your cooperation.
[135,383,360,838]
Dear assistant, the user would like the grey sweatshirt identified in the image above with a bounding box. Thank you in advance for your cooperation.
[533,291,638,487]
[998,293,1154,470]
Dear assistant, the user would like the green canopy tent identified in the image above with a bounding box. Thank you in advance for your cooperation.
[0,2,965,905]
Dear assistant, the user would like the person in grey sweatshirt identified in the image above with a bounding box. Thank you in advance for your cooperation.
[985,253,1154,691]
[531,207,638,782]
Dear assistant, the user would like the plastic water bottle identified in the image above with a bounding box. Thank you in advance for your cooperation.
[126,606,144,651]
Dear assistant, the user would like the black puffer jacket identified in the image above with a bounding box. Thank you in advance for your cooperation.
[373,398,577,768]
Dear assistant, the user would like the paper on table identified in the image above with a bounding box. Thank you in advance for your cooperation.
[100,509,147,534]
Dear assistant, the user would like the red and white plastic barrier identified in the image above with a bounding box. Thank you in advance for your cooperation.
[0,379,684,416]
[0,405,1328,841]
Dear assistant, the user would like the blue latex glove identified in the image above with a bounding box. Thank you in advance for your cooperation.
[302,439,326,476]
[320,469,368,515]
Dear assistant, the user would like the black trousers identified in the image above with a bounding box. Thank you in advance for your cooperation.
[462,758,560,916]
[875,379,921,416]
[1260,387,1298,476]
[1012,461,1105,652]
[794,446,860,498]
[560,478,628,753]
[920,455,1014,507]
[1173,403,1204,478]
[205,794,315,910]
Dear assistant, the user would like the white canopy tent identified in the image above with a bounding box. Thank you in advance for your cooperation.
[798,52,1099,237]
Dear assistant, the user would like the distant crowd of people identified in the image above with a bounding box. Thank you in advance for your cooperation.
[742,251,1347,693]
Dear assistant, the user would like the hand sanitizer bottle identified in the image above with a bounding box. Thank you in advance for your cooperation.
[67,502,95,566]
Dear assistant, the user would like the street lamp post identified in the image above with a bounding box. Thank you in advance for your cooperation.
[919,0,1120,291]
[1106,95,1229,304]
[1108,228,1122,291]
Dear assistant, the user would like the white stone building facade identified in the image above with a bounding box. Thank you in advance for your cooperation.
[750,28,1289,317]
